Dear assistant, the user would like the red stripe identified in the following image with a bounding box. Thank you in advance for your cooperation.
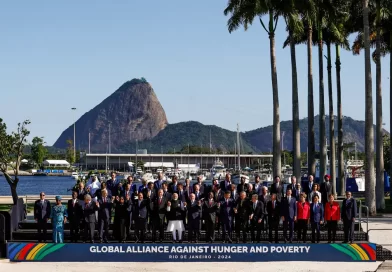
[360,244,376,261]
[17,243,35,260]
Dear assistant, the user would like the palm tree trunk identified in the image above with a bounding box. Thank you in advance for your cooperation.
[289,30,301,181]
[307,24,316,177]
[327,42,336,195]
[318,32,326,181]
[375,0,385,210]
[363,0,376,215]
[335,44,345,196]
[268,11,281,178]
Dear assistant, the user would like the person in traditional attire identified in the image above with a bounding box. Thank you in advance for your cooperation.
[51,196,68,243]
[166,193,186,243]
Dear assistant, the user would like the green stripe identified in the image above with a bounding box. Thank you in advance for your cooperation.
[36,244,65,261]
[341,244,363,260]
[330,244,359,261]
[34,244,55,260]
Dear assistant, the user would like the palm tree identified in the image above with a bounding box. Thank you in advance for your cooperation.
[224,0,281,178]
[363,0,376,215]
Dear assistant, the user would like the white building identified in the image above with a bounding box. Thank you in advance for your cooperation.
[42,160,70,168]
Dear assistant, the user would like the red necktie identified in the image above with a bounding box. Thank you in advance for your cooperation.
[159,198,162,204]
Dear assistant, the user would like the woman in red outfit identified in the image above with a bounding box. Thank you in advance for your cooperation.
[296,193,310,243]
[324,194,341,243]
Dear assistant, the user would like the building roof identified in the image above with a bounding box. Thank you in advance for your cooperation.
[144,162,174,168]
[43,160,70,165]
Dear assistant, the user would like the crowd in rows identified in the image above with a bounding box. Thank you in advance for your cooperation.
[34,173,357,244]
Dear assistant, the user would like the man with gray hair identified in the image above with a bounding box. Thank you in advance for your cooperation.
[234,191,250,243]
[83,194,99,243]
[259,186,270,233]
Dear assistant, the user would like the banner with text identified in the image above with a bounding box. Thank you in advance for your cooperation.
[7,243,376,262]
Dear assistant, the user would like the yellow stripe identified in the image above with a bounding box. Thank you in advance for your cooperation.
[26,244,46,260]
[351,244,369,260]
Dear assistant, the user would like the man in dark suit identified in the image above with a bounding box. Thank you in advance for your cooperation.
[133,192,150,243]
[193,184,204,201]
[320,174,334,205]
[253,175,262,195]
[203,192,219,243]
[125,176,138,193]
[220,174,232,191]
[304,175,315,197]
[270,176,284,202]
[246,184,256,200]
[292,183,302,201]
[220,191,235,243]
[74,182,87,201]
[286,176,297,192]
[98,189,112,243]
[234,191,250,243]
[162,183,172,200]
[310,194,324,243]
[280,188,297,243]
[249,194,264,243]
[237,176,248,193]
[150,189,167,242]
[142,182,156,200]
[107,172,121,197]
[193,176,205,195]
[341,191,357,243]
[122,183,136,200]
[267,193,280,243]
[34,192,51,242]
[67,191,82,242]
[229,184,239,201]
[169,176,179,194]
[154,172,165,191]
[83,194,99,243]
[186,193,202,243]
[259,186,271,232]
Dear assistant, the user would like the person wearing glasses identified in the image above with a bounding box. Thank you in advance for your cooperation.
[341,191,357,243]
[34,192,51,242]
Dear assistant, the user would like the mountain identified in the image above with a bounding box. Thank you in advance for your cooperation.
[53,78,383,154]
[119,121,255,153]
[53,78,168,151]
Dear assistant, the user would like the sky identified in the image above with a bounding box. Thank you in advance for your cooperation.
[0,0,390,146]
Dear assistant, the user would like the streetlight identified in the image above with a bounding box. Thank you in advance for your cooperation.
[71,107,77,163]
[108,121,111,154]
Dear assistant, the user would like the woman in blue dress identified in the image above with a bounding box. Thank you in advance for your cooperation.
[51,196,68,243]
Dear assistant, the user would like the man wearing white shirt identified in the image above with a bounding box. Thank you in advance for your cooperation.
[87,176,101,198]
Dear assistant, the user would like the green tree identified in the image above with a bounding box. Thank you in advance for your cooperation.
[224,0,281,178]
[0,119,30,204]
[31,136,47,168]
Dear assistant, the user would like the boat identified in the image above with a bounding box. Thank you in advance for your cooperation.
[33,172,47,176]
[232,174,250,184]
[71,172,79,179]
[142,173,155,183]
[211,159,226,180]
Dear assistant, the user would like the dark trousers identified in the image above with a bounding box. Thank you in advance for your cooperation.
[222,219,233,241]
[37,219,47,242]
[84,221,95,242]
[152,217,165,242]
[205,219,216,242]
[297,219,308,242]
[99,218,109,241]
[117,218,127,242]
[188,220,200,242]
[235,218,247,242]
[311,222,320,242]
[327,220,338,242]
[250,220,262,242]
[135,218,146,242]
[125,214,131,239]
[268,218,279,243]
[262,214,268,232]
[343,219,355,242]
[283,218,295,242]
[69,220,80,242]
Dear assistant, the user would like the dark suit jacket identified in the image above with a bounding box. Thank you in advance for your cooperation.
[310,203,324,223]
[341,198,357,221]
[258,194,271,215]
[154,180,165,191]
[193,191,204,201]
[107,179,120,197]
[74,189,87,201]
[177,190,187,202]
[280,197,297,220]
[304,182,316,196]
[162,190,172,201]
[202,199,219,222]
[292,187,303,201]
[67,198,82,223]
[237,183,248,193]
[270,183,284,202]
[168,182,179,194]
[142,188,156,201]
[98,197,112,221]
[235,198,250,221]
[193,183,205,194]
[249,200,264,222]
[133,199,150,219]
[266,200,281,223]
[220,198,235,222]
[186,201,202,222]
[150,197,168,219]
[230,190,239,201]
[214,190,225,202]
[167,200,185,221]
[83,201,98,223]
[220,180,231,191]
[34,199,51,220]
[320,182,333,203]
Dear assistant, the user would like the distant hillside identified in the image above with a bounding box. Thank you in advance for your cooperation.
[119,121,256,153]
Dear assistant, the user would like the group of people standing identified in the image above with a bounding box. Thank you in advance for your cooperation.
[33,172,357,244]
